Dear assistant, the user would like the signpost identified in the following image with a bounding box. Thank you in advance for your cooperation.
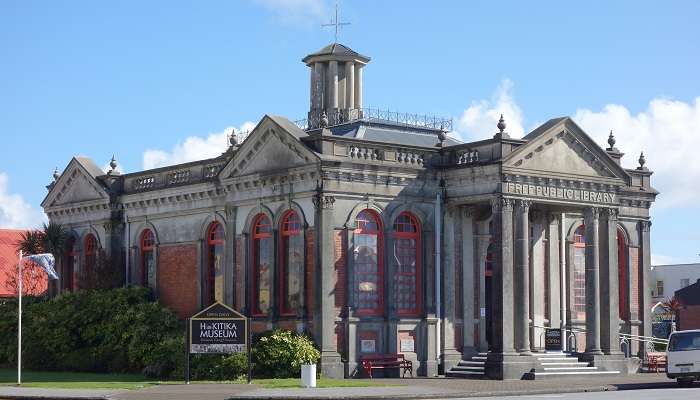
[186,302,250,384]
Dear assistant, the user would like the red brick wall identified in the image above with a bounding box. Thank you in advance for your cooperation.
[334,229,346,311]
[235,236,245,311]
[629,247,640,319]
[158,243,198,319]
[679,306,700,330]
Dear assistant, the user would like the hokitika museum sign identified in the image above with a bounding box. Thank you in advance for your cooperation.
[189,302,247,354]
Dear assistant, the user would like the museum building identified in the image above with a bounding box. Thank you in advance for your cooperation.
[42,43,657,379]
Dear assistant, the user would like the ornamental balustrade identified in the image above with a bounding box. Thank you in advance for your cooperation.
[295,107,452,131]
[127,162,224,192]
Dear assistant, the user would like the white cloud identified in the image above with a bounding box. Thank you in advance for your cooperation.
[143,122,256,170]
[0,172,46,229]
[573,97,700,209]
[651,253,682,266]
[455,78,525,141]
[254,0,326,25]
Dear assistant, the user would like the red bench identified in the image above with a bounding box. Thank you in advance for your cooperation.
[361,354,413,378]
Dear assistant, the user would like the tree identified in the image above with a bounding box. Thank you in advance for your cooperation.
[16,230,43,256]
[661,296,683,332]
[41,222,67,259]
[13,223,67,296]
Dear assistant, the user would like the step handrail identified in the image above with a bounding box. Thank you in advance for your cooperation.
[531,324,668,355]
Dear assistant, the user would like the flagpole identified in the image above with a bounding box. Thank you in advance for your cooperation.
[17,250,22,386]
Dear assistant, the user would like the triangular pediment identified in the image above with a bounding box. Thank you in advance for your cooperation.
[219,115,320,179]
[503,118,629,182]
[41,157,110,208]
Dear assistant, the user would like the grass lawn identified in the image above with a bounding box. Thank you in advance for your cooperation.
[0,369,396,390]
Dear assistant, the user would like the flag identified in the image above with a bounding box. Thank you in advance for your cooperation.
[22,253,59,280]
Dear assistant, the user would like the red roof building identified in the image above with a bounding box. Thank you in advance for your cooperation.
[0,229,48,298]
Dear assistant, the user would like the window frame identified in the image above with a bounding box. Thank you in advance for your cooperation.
[205,222,224,306]
[279,210,304,316]
[140,229,156,288]
[353,209,384,317]
[251,214,273,316]
[392,212,422,317]
[572,225,586,317]
[84,233,97,276]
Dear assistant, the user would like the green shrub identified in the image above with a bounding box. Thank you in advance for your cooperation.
[252,329,320,378]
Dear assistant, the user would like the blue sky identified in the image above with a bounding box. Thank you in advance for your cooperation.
[1,0,698,264]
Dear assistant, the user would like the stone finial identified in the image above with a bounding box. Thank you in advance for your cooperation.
[437,125,447,147]
[109,155,118,171]
[607,130,616,150]
[320,110,329,128]
[637,152,646,170]
[229,129,238,147]
[52,167,60,181]
[497,114,506,133]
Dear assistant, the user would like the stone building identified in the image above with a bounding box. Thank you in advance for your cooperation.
[42,43,657,379]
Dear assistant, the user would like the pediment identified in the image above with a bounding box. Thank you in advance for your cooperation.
[42,158,110,208]
[504,118,629,181]
[220,115,320,179]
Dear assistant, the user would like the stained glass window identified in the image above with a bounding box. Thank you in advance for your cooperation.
[280,211,303,314]
[253,214,273,315]
[393,212,421,316]
[354,210,383,315]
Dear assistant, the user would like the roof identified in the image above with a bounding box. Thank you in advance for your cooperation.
[302,42,370,64]
[327,120,461,147]
[268,115,309,139]
[0,229,48,297]
[522,117,568,141]
[75,156,106,178]
[676,279,700,306]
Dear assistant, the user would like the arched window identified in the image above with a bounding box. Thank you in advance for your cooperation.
[617,228,627,319]
[141,229,156,290]
[573,225,586,319]
[393,212,421,316]
[64,237,76,291]
[84,233,97,282]
[252,214,273,316]
[206,222,224,305]
[354,210,384,316]
[280,211,303,315]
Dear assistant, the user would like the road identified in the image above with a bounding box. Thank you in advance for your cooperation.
[445,386,700,400]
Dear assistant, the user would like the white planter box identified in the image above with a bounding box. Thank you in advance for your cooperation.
[301,363,317,388]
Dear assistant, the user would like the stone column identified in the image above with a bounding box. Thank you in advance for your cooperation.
[354,65,363,109]
[476,221,490,353]
[462,207,477,357]
[530,211,545,352]
[328,61,339,112]
[640,220,652,358]
[313,193,343,378]
[601,209,622,355]
[515,200,532,355]
[546,214,561,333]
[224,204,236,307]
[345,62,354,114]
[490,197,516,354]
[584,207,603,355]
[442,208,461,371]
[313,62,324,112]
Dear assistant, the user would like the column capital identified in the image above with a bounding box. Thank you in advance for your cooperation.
[639,220,652,232]
[603,208,618,221]
[491,196,514,213]
[584,206,600,220]
[547,212,560,225]
[516,199,532,211]
[464,206,477,218]
[313,194,336,210]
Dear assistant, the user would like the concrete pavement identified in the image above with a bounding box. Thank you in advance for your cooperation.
[0,374,691,400]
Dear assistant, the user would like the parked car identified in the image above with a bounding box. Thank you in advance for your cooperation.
[666,329,700,386]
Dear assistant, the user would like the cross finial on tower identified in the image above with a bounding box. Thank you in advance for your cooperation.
[322,0,351,43]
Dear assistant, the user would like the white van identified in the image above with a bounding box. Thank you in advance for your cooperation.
[666,329,700,386]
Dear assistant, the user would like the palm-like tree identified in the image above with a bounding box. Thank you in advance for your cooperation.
[41,222,67,258]
[16,230,44,255]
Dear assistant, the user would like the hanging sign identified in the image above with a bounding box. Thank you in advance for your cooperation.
[545,328,563,351]
[189,302,247,354]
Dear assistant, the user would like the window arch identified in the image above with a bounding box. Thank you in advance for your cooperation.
[280,210,303,315]
[393,212,421,316]
[205,222,224,305]
[617,228,628,319]
[252,214,273,316]
[84,233,97,285]
[140,229,156,290]
[354,209,384,316]
[64,237,76,291]
[572,225,586,319]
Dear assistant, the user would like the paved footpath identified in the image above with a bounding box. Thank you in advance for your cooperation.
[0,374,688,400]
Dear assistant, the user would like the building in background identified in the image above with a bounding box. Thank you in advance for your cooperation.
[650,263,700,302]
[0,229,49,298]
[41,43,658,379]
[675,279,700,330]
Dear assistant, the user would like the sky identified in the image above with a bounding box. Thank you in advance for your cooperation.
[1,0,699,264]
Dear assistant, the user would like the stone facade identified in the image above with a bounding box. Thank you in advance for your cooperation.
[41,43,658,379]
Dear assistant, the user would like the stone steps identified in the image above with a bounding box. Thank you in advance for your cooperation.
[526,352,622,380]
[446,353,487,379]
